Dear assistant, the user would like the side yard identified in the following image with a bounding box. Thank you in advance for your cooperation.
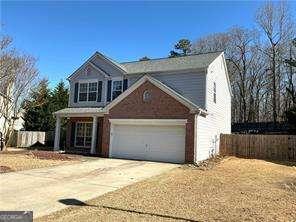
[37,157,296,222]
[0,150,81,173]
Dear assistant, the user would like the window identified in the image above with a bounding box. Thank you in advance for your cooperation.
[112,80,122,100]
[79,82,97,102]
[75,122,92,147]
[213,82,217,103]
[88,82,97,101]
[79,83,88,102]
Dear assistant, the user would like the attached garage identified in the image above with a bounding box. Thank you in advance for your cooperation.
[109,119,186,163]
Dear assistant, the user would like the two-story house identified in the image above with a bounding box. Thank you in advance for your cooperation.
[54,51,231,163]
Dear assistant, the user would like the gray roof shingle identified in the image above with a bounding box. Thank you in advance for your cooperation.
[121,51,222,74]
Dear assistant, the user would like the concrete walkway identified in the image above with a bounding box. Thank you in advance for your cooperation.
[0,158,178,218]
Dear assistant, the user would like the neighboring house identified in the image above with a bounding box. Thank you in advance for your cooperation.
[54,51,231,163]
[0,88,24,136]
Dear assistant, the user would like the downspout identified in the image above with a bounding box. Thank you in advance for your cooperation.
[193,110,201,164]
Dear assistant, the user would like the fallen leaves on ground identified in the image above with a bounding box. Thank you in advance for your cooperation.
[0,150,80,173]
[37,157,296,222]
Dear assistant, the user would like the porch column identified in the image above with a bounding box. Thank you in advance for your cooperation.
[91,116,98,154]
[54,116,61,151]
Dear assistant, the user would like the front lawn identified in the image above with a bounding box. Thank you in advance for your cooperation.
[0,150,80,173]
[36,157,296,222]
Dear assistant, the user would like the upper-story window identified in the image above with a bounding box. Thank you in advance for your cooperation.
[112,80,122,100]
[79,82,97,102]
[213,82,216,103]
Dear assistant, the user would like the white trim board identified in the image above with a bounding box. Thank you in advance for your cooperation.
[109,119,188,126]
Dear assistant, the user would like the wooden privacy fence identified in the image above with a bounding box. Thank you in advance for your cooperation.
[220,134,296,161]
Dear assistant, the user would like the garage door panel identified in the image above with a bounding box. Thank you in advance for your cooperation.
[110,123,185,163]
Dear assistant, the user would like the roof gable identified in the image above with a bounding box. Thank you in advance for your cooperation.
[68,52,126,81]
[105,75,207,115]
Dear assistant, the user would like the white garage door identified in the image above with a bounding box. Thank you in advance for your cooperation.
[110,123,186,163]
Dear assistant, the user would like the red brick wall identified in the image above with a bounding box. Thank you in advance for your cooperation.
[101,80,196,162]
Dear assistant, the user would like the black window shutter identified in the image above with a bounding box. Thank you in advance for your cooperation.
[70,122,76,147]
[97,81,102,102]
[74,82,79,103]
[107,80,112,102]
[123,79,128,91]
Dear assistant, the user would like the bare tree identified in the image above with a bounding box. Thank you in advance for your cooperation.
[256,1,295,123]
[0,35,38,148]
[192,32,229,53]
[191,1,295,124]
[193,27,267,123]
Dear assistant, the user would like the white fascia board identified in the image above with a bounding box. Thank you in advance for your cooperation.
[67,52,98,80]
[54,112,105,118]
[109,119,187,126]
[221,52,233,96]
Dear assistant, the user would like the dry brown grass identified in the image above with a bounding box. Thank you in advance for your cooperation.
[0,151,80,173]
[36,157,296,222]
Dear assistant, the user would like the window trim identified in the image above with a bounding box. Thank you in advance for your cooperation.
[111,77,123,101]
[78,80,98,102]
[74,122,93,148]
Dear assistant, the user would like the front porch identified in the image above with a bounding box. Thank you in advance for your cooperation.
[54,108,106,155]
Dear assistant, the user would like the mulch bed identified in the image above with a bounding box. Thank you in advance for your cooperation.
[0,165,13,173]
[1,150,80,161]
[27,151,80,161]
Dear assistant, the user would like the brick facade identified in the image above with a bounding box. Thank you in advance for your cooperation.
[101,80,196,163]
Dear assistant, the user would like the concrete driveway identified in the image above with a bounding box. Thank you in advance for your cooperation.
[0,158,178,218]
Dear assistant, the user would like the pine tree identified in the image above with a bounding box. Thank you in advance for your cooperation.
[50,80,69,112]
[49,80,69,128]
[23,79,52,131]
[169,39,192,57]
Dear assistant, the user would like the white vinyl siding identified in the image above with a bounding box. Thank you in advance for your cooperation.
[195,55,231,162]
